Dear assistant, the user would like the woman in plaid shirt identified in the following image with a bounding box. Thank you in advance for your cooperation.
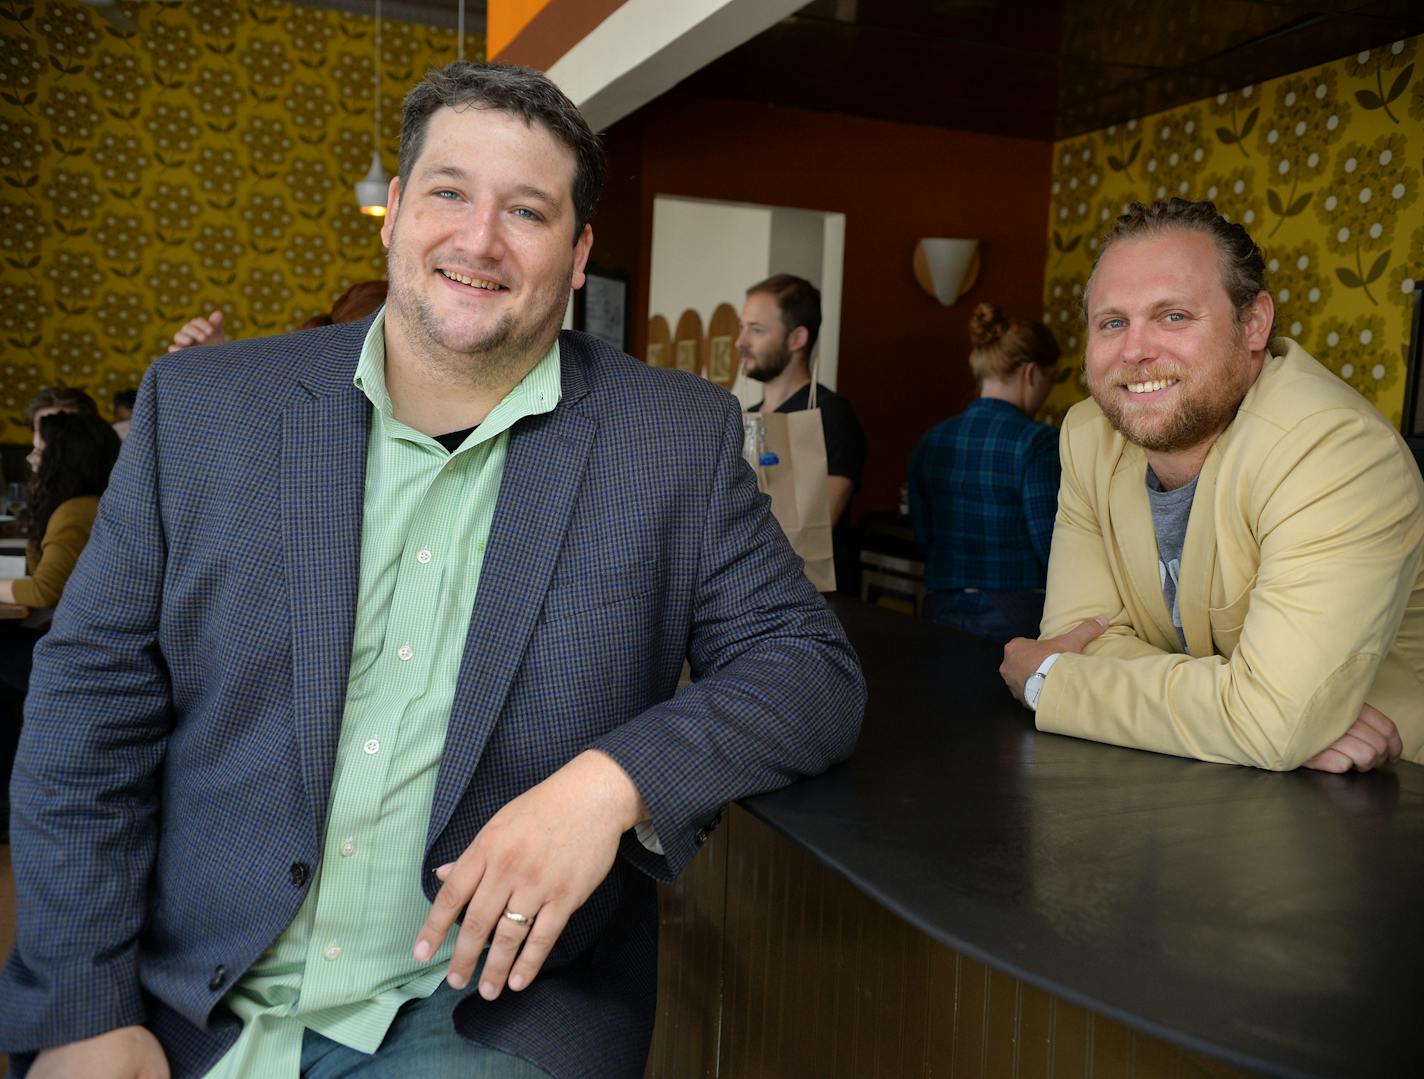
[909,303,1062,641]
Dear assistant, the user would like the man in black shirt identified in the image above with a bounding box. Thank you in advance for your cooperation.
[740,273,867,592]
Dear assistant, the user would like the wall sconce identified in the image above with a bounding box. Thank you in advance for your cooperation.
[913,238,980,305]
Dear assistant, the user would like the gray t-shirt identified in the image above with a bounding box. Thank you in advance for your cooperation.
[1146,467,1199,653]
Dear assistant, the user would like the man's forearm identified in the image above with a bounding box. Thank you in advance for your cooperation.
[827,475,854,526]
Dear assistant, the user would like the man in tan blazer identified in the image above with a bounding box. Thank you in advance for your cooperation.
[1000,198,1424,771]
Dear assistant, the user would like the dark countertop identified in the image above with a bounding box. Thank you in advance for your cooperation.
[742,597,1422,1079]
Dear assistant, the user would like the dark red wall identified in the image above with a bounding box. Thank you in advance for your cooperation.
[594,93,1054,516]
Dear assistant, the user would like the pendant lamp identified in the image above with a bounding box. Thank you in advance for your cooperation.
[355,0,390,216]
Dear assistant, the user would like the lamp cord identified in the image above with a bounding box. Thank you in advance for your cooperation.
[373,0,382,149]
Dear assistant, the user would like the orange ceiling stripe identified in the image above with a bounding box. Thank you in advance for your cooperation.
[487,0,555,60]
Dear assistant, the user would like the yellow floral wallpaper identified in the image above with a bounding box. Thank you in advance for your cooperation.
[1,0,482,440]
[1040,35,1424,431]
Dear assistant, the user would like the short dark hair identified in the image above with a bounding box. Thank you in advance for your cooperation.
[26,385,98,426]
[112,388,138,411]
[746,274,822,356]
[1086,198,1271,329]
[25,410,121,546]
[398,62,606,241]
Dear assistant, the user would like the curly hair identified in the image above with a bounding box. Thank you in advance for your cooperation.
[24,411,121,547]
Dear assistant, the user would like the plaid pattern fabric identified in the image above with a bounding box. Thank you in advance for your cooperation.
[909,397,1061,591]
[1,321,866,1079]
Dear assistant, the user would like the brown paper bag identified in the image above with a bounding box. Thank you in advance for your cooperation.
[755,383,836,592]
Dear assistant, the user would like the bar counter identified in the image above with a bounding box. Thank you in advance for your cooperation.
[648,597,1421,1078]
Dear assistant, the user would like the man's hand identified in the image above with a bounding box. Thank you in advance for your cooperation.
[1301,703,1403,773]
[167,309,225,352]
[412,749,648,1001]
[1000,616,1109,706]
[30,1025,169,1079]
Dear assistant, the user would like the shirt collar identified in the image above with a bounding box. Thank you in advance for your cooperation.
[353,307,562,447]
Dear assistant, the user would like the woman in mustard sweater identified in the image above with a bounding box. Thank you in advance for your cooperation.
[2,410,119,838]
[1,410,121,693]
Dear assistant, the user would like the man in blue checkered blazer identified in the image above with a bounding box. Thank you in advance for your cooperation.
[0,63,864,1078]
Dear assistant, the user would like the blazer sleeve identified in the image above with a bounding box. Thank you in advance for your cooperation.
[1037,407,1424,769]
[592,391,867,878]
[0,369,173,1052]
[1039,410,1169,659]
[8,498,98,609]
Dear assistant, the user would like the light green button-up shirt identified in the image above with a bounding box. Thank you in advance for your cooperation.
[205,310,561,1078]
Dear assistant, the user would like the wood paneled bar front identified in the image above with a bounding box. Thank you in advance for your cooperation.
[647,598,1421,1078]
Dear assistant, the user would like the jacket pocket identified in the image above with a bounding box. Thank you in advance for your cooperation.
[1208,573,1256,655]
[539,564,652,623]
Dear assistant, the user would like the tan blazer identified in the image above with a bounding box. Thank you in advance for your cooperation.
[1038,339,1424,768]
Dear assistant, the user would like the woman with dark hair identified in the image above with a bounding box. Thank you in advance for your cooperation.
[909,302,1062,642]
[1,411,120,837]
[1,411,122,689]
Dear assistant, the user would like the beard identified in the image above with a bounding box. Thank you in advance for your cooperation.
[742,344,793,383]
[1089,361,1251,453]
[385,237,572,387]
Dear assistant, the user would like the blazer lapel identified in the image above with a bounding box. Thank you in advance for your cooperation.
[1107,441,1180,649]
[281,330,370,840]
[426,348,597,844]
[1178,440,1224,658]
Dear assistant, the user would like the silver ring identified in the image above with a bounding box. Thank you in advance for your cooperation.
[503,910,531,926]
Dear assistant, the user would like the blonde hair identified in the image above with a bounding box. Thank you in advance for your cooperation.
[967,303,1060,383]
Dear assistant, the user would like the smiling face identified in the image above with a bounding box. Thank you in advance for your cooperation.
[1085,229,1272,457]
[381,104,592,377]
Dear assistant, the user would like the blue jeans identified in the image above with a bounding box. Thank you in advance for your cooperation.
[922,588,1045,643]
[299,980,552,1079]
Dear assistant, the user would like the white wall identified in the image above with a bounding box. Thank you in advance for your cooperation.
[648,197,771,327]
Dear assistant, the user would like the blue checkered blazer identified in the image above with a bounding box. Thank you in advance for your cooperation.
[0,321,866,1078]
[909,397,1061,591]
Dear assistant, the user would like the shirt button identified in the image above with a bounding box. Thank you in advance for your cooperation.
[289,862,309,886]
[324,943,342,962]
[397,644,414,661]
[340,838,357,858]
[416,548,432,564]
[209,965,228,991]
[363,738,380,755]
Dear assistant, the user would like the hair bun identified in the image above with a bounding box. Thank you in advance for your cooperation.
[967,302,1008,349]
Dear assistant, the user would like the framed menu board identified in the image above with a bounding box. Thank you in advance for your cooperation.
[673,309,705,376]
[645,315,671,367]
[706,302,740,388]
[574,266,628,351]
